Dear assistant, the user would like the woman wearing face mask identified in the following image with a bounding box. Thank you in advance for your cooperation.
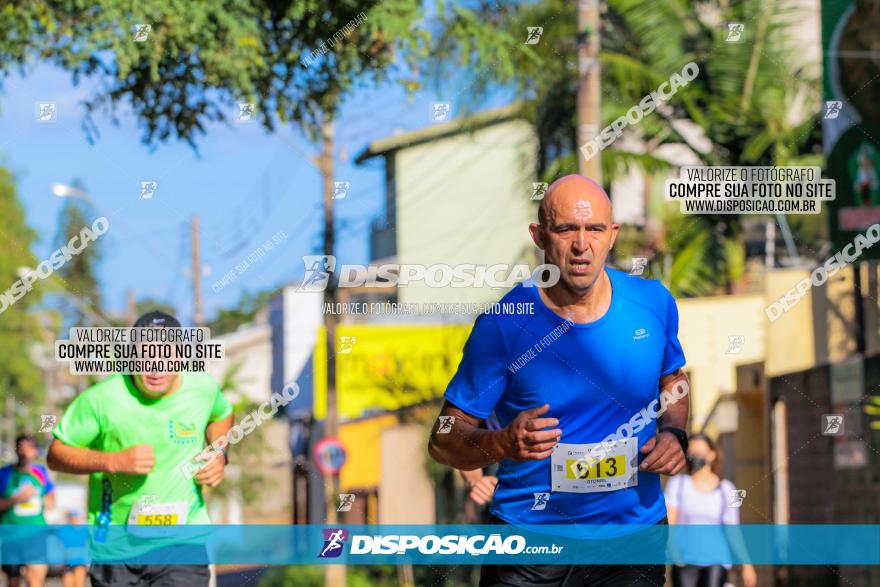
[664,433,757,587]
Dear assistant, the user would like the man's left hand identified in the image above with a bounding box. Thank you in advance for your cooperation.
[194,450,226,487]
[639,432,685,475]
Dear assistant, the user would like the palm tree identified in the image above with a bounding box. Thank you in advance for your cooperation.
[461,0,823,295]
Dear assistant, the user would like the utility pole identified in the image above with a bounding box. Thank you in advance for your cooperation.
[127,289,136,324]
[577,0,602,183]
[191,215,203,326]
[319,113,346,587]
[765,220,775,269]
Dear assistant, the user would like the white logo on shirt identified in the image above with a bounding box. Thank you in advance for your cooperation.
[633,328,649,340]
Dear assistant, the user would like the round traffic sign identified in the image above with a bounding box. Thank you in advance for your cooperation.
[313,437,347,475]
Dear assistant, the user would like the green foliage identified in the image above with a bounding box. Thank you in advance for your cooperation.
[461,0,824,295]
[0,0,265,147]
[0,168,46,418]
[53,195,103,327]
[210,361,271,506]
[601,0,822,169]
[0,0,518,145]
[134,297,178,321]
[207,287,279,335]
[260,565,324,587]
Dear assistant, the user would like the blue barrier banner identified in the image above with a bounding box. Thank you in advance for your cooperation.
[0,525,877,565]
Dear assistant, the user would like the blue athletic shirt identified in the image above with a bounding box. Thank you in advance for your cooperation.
[444,267,686,531]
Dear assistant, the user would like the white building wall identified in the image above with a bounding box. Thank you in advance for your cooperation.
[394,119,539,305]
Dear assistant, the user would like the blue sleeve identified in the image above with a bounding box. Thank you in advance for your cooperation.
[0,466,10,496]
[37,465,55,495]
[443,314,510,419]
[660,288,686,376]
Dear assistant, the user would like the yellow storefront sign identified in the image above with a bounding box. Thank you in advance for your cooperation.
[313,324,471,420]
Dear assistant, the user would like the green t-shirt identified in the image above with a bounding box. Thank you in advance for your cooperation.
[0,464,54,525]
[53,373,233,526]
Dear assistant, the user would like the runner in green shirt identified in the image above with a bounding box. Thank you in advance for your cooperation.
[48,311,233,587]
[0,434,55,587]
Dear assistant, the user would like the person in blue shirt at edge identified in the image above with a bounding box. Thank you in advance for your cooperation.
[0,434,56,587]
[429,174,691,587]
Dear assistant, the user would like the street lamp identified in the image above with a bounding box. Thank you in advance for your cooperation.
[50,183,91,202]
[49,181,203,325]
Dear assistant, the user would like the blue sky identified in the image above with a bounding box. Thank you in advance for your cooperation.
[0,63,508,324]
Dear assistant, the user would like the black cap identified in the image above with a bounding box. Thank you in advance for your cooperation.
[133,310,181,328]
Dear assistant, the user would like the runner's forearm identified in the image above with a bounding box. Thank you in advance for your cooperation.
[459,468,484,487]
[205,414,233,452]
[0,496,20,513]
[658,370,689,430]
[47,439,117,474]
[429,422,507,470]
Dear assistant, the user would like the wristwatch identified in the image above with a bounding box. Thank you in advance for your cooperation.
[659,426,688,454]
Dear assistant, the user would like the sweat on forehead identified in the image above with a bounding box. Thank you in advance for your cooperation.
[538,174,611,225]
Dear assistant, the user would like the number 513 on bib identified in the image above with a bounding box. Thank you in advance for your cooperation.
[565,455,625,480]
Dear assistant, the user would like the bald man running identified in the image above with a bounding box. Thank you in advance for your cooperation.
[429,175,690,587]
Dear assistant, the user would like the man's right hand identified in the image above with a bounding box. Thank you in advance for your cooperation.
[109,445,155,474]
[502,404,562,461]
